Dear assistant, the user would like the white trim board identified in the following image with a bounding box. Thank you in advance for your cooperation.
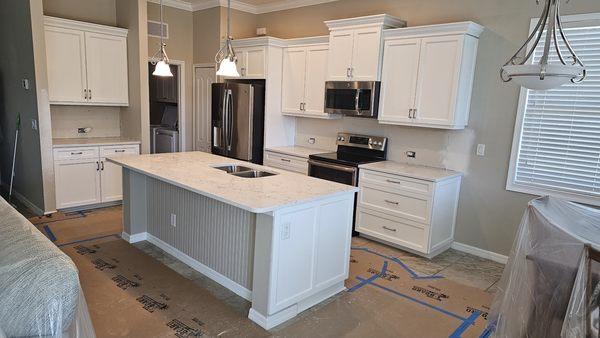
[451,242,508,264]
[147,0,341,14]
[123,231,253,300]
[1,184,48,215]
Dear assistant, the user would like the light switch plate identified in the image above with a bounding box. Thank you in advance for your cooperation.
[476,144,486,156]
[170,213,177,227]
[281,222,291,240]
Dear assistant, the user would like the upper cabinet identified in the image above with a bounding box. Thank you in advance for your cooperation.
[44,16,129,106]
[379,22,484,129]
[281,37,335,119]
[325,15,406,81]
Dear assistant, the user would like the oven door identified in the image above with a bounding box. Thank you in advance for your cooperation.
[308,159,358,186]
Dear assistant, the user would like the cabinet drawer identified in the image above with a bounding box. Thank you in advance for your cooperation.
[358,183,431,224]
[54,147,99,161]
[356,208,429,253]
[360,170,433,196]
[264,151,308,175]
[100,145,140,157]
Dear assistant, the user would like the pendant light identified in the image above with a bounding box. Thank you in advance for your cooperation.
[215,0,240,77]
[500,0,585,90]
[151,0,173,77]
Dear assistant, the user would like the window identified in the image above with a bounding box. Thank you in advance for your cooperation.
[507,14,600,206]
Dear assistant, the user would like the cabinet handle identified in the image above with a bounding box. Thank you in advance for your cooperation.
[408,109,413,118]
[83,89,88,100]
[70,151,83,155]
[101,161,105,171]
[241,67,246,76]
[384,199,399,205]
[302,103,306,111]
[89,89,92,100]
[386,179,402,184]
[299,103,303,111]
[412,108,417,119]
[115,149,126,153]
[346,67,351,78]
[382,226,397,232]
[350,67,354,78]
[280,158,291,162]
[96,161,100,171]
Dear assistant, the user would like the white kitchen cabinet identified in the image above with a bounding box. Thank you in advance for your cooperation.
[54,143,139,209]
[236,46,266,78]
[281,42,334,119]
[325,15,405,81]
[44,16,129,106]
[264,150,309,175]
[356,165,462,258]
[379,22,484,129]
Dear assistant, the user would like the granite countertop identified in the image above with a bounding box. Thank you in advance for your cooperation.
[359,161,463,182]
[108,151,358,213]
[53,137,141,148]
[265,146,329,159]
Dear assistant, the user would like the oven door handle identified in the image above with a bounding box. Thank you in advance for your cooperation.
[308,160,358,173]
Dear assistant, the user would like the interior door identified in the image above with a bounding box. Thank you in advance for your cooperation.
[351,27,382,81]
[55,160,101,209]
[379,38,421,124]
[194,67,216,152]
[327,30,354,81]
[304,45,329,115]
[85,32,129,105]
[281,47,307,113]
[414,35,463,126]
[44,26,87,104]
[100,158,123,202]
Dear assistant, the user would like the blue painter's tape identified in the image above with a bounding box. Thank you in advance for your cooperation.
[479,326,493,338]
[348,261,388,292]
[351,246,444,280]
[449,310,481,338]
[355,276,467,322]
[43,225,57,242]
[57,234,120,248]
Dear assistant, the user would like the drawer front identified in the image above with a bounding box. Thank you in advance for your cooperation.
[358,183,431,224]
[356,208,429,253]
[361,170,433,196]
[100,144,140,157]
[264,151,308,174]
[54,147,99,161]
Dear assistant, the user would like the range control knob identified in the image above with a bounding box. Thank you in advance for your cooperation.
[337,136,345,142]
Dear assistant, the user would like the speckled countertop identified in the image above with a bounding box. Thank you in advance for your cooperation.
[53,137,141,148]
[359,161,462,182]
[265,146,329,158]
[108,151,358,213]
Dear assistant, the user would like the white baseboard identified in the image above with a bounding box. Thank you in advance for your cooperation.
[121,232,147,243]
[451,241,508,264]
[9,188,45,215]
[145,233,253,301]
[248,306,298,330]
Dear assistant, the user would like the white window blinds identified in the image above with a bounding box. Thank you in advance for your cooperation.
[511,24,600,202]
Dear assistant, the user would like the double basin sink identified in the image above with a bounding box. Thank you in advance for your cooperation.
[214,165,277,178]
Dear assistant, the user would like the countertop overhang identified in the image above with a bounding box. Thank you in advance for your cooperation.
[108,151,358,214]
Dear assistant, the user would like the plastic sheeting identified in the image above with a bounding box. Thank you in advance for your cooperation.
[488,196,600,337]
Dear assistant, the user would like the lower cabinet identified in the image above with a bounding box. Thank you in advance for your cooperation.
[356,168,462,258]
[54,144,139,209]
[264,150,309,175]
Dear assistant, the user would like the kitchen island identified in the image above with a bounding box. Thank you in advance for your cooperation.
[108,152,358,330]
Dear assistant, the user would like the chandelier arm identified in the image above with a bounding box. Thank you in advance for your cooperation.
[504,0,551,67]
[555,6,584,67]
[539,0,558,70]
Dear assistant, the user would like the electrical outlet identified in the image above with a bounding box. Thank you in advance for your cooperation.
[476,144,486,157]
[281,222,291,240]
[170,213,177,227]
[78,127,92,134]
[308,137,316,145]
[405,151,416,158]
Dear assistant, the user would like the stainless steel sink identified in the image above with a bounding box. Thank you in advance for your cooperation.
[213,165,254,173]
[231,170,277,178]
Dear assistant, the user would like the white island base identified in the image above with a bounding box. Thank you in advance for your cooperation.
[121,168,355,330]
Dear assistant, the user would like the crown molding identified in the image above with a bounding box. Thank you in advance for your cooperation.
[44,16,128,36]
[325,14,406,30]
[384,21,485,39]
[147,0,342,14]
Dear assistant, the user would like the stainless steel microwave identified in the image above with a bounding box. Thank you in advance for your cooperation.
[324,81,381,118]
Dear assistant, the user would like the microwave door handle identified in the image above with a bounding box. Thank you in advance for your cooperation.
[355,89,361,113]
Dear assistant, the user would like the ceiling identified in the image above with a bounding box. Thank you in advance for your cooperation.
[148,0,340,14]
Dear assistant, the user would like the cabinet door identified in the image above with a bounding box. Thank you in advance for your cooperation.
[85,32,129,105]
[327,30,354,81]
[413,36,462,126]
[240,47,266,78]
[379,38,421,124]
[304,46,329,115]
[281,48,307,114]
[100,158,123,202]
[55,159,101,209]
[44,26,87,104]
[351,27,382,81]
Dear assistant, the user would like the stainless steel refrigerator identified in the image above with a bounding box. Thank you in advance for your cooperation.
[211,80,265,164]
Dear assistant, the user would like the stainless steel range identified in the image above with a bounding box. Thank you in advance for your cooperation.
[308,132,388,235]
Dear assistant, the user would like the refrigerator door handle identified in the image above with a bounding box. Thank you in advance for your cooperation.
[226,89,233,151]
[222,88,229,152]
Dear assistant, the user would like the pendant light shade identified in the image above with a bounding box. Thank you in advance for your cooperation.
[215,0,239,78]
[501,0,585,90]
[151,0,173,77]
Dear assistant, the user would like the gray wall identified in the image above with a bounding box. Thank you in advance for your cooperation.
[0,0,46,211]
[252,0,600,256]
